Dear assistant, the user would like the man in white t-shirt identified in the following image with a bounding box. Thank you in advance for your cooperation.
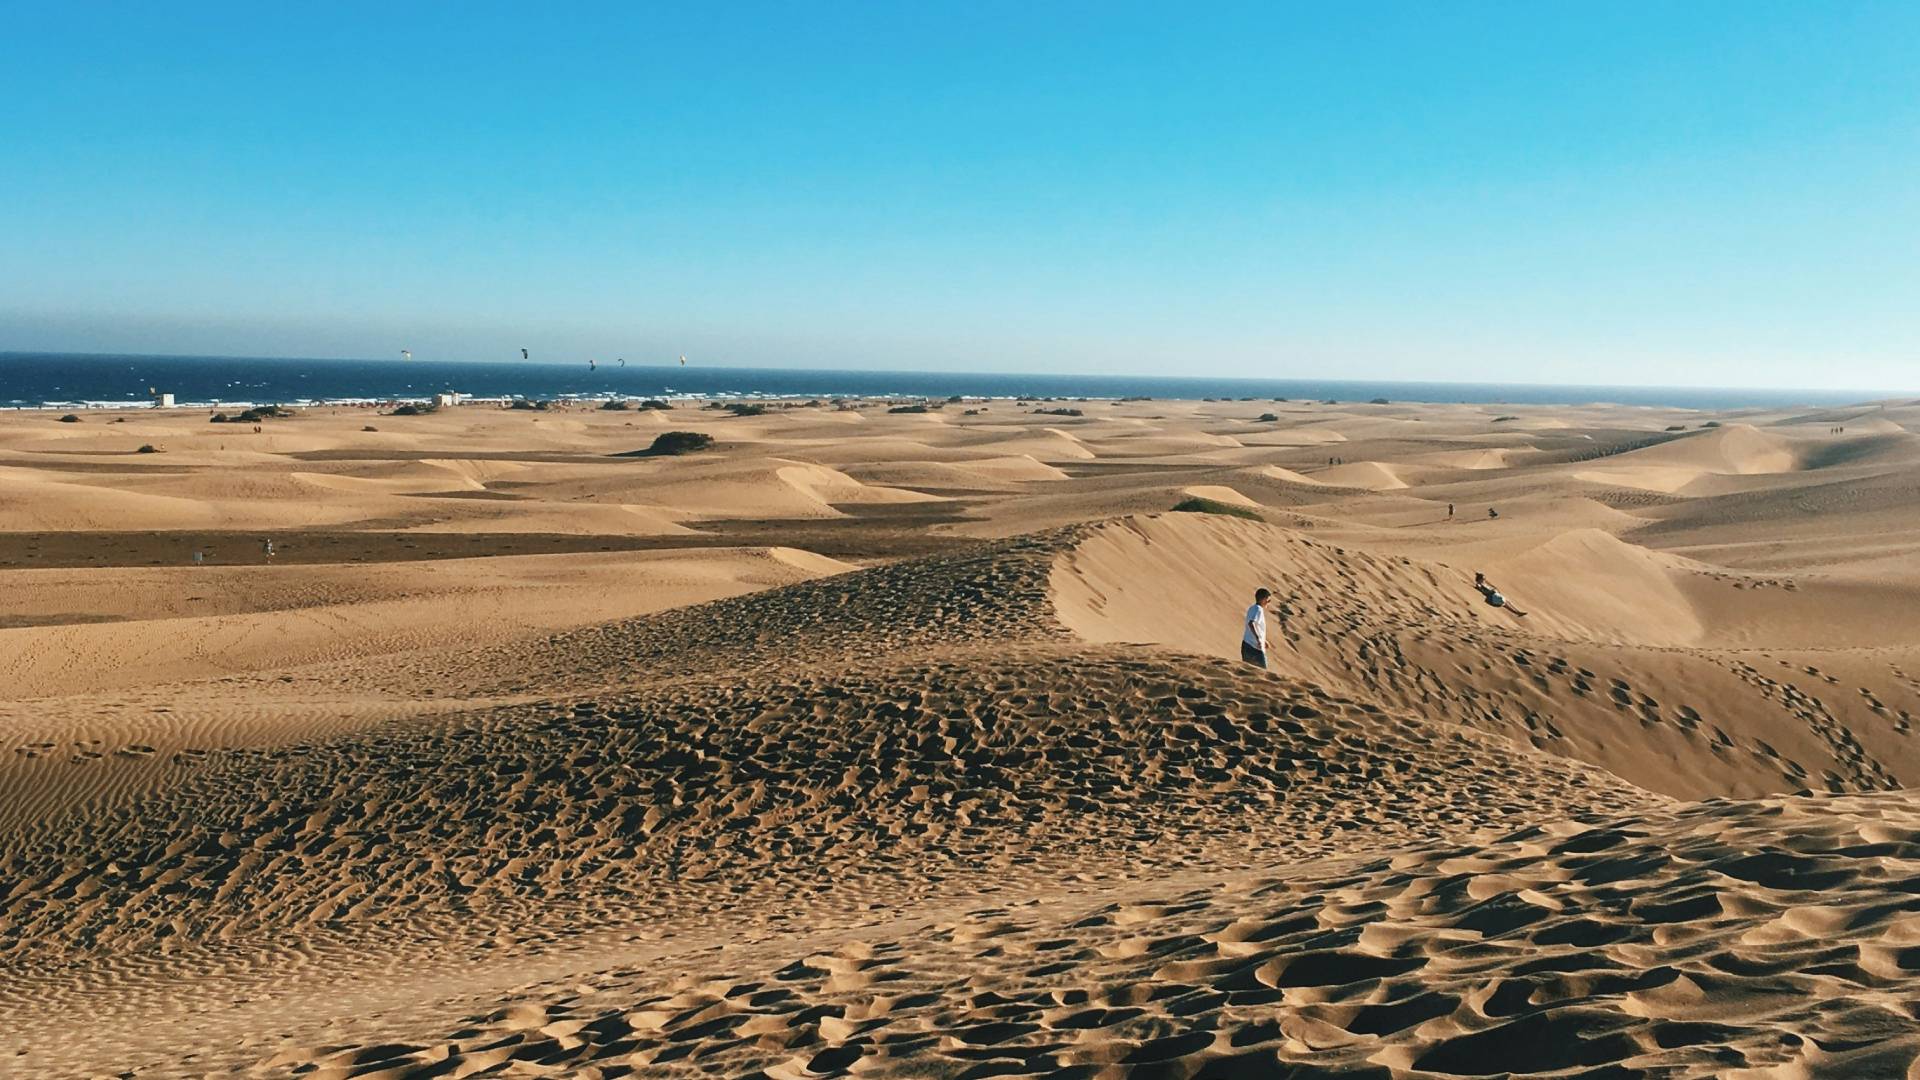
[1242,588,1272,668]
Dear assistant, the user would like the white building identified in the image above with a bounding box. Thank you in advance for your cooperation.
[154,393,175,408]
[433,392,461,408]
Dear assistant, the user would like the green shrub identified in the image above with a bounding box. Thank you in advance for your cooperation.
[1171,496,1261,520]
[639,431,714,455]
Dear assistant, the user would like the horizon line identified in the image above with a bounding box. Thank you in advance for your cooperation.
[3,349,1912,400]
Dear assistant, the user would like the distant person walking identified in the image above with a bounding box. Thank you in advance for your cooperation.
[1448,503,1455,518]
[262,538,275,561]
[1242,588,1272,669]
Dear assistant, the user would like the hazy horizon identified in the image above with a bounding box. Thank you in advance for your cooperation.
[4,347,1915,399]
[5,4,1917,392]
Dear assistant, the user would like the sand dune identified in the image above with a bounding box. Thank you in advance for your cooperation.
[0,547,852,698]
[950,428,1099,461]
[1178,484,1261,507]
[243,791,1920,1080]
[1492,527,1706,644]
[4,398,1920,1077]
[1419,446,1516,470]
[1604,423,1800,476]
[1252,463,1329,486]
[1051,512,1920,800]
[1314,459,1408,489]
[840,455,1069,491]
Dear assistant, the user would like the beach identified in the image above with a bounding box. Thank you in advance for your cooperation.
[5,393,1920,1077]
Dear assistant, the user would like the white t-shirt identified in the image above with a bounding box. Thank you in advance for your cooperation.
[1243,603,1267,649]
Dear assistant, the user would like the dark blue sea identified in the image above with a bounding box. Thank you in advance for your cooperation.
[0,352,1898,411]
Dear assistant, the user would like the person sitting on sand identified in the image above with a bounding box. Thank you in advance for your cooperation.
[1242,588,1271,668]
[1474,575,1527,617]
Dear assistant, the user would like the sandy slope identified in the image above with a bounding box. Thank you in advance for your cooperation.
[3,396,1920,1077]
[0,547,851,698]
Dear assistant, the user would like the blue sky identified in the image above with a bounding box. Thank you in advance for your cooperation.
[3,2,1916,390]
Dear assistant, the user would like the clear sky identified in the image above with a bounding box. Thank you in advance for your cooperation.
[3,2,1916,391]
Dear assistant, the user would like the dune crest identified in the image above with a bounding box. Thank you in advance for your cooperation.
[1315,459,1407,489]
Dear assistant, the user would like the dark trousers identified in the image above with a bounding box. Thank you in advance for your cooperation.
[1241,642,1267,668]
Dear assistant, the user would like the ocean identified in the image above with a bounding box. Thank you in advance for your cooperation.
[0,351,1897,411]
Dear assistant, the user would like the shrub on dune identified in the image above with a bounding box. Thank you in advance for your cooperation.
[1171,496,1261,521]
[626,431,715,456]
